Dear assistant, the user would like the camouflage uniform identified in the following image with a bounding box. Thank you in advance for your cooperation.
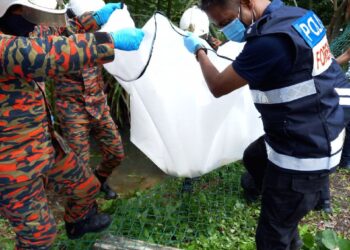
[32,15,125,180]
[0,13,115,249]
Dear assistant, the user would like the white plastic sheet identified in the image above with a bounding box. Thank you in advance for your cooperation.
[103,10,264,177]
[68,0,105,16]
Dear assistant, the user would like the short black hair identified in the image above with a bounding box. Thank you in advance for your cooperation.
[200,0,236,11]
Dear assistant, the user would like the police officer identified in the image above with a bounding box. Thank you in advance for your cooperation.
[0,0,144,248]
[31,0,125,200]
[184,0,347,249]
[336,49,350,170]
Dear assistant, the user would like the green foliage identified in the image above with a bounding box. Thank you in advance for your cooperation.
[120,0,334,27]
[0,240,14,250]
[282,1,334,25]
[53,163,259,249]
[318,230,340,249]
[44,80,62,130]
[133,0,196,25]
[106,0,197,27]
[0,217,14,250]
[299,226,350,250]
[104,72,131,127]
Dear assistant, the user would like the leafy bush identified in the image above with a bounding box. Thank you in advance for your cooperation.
[300,227,350,250]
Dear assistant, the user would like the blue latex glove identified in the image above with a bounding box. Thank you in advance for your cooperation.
[110,28,145,51]
[184,33,205,54]
[93,3,123,26]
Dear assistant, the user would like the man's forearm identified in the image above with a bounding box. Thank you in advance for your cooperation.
[197,50,247,98]
[336,48,350,65]
[197,49,222,97]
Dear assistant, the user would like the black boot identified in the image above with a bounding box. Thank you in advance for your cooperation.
[240,171,261,203]
[65,205,112,240]
[181,178,194,193]
[322,200,333,214]
[339,164,350,170]
[314,183,332,214]
[315,199,333,214]
[94,170,118,200]
[290,233,303,250]
[181,177,200,193]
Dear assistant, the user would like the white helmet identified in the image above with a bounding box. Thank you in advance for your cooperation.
[180,6,210,36]
[67,0,105,17]
[0,0,66,25]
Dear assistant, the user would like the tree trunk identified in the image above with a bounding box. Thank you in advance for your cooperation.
[309,0,313,9]
[346,0,350,21]
[167,0,173,19]
[327,0,349,42]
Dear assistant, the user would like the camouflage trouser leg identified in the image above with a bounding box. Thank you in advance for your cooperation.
[48,137,100,223]
[61,122,91,169]
[61,109,124,178]
[92,109,124,177]
[0,178,57,250]
[0,137,100,249]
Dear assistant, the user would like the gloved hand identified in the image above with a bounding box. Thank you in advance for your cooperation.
[183,33,205,54]
[110,28,145,51]
[93,3,123,26]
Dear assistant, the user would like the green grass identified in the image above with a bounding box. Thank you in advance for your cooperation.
[53,162,349,250]
[0,217,14,249]
[1,162,348,250]
[54,162,259,249]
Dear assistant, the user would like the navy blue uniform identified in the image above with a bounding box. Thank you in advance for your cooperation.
[235,0,348,248]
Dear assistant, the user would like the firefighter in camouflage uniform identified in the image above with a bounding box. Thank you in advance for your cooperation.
[0,0,144,248]
[55,66,124,200]
[31,1,125,200]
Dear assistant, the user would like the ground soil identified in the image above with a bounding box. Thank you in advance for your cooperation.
[301,170,350,239]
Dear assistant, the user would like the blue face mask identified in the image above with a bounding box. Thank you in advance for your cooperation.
[221,18,246,42]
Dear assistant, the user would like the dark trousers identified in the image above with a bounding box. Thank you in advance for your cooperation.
[243,136,330,250]
[340,107,350,167]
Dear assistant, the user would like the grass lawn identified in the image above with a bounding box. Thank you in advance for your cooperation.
[1,163,349,250]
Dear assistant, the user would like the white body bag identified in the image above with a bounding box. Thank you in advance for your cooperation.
[103,8,264,177]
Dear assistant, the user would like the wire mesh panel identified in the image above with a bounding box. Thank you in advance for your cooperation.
[54,163,259,250]
[330,24,350,57]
